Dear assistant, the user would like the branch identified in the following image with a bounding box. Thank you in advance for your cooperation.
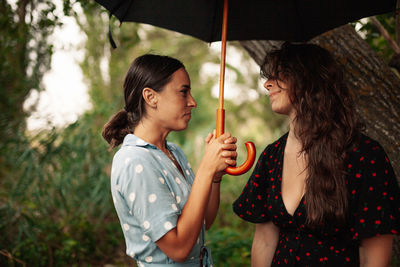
[370,16,400,54]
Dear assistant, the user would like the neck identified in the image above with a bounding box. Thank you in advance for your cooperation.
[287,115,303,154]
[133,117,170,151]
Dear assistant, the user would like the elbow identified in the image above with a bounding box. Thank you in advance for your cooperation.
[172,256,188,263]
[169,249,190,263]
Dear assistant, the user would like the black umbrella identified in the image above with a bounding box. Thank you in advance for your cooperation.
[95,0,397,175]
[97,0,396,42]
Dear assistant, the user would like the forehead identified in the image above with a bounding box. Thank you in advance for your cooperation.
[167,68,190,86]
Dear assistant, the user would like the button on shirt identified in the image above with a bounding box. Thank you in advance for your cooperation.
[111,134,205,266]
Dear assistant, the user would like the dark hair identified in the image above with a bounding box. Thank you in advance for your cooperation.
[102,54,184,148]
[261,42,362,226]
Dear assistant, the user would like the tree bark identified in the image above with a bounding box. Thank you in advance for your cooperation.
[240,24,400,263]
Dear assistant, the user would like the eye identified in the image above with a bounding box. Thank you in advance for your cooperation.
[180,89,189,95]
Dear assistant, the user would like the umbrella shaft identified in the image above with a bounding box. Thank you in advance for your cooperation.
[218,0,228,110]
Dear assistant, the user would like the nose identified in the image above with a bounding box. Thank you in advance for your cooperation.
[188,93,197,108]
[264,79,273,91]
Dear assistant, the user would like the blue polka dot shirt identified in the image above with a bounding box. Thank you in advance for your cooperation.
[110,134,207,266]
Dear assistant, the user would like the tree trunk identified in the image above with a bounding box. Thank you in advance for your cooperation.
[240,24,400,263]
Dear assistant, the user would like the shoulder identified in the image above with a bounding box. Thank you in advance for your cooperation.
[114,145,154,163]
[346,133,396,190]
[348,134,388,164]
[261,132,288,160]
[271,132,288,149]
[112,145,161,181]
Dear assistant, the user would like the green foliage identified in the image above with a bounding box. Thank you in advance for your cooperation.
[0,114,127,265]
[206,228,253,266]
[0,0,61,140]
[355,13,398,62]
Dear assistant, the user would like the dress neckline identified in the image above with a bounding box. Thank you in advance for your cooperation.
[277,133,305,217]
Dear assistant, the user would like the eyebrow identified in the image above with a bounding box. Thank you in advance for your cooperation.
[181,85,191,89]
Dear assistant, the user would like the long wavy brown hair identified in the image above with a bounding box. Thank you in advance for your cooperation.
[261,42,363,226]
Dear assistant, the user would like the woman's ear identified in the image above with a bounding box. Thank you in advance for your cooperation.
[142,88,158,108]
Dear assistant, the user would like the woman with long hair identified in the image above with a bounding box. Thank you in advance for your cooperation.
[103,54,237,266]
[233,42,400,266]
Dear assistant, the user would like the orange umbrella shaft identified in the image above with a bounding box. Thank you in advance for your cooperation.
[215,0,256,176]
[217,0,228,137]
[219,0,228,110]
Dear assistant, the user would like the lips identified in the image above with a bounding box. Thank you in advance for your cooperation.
[269,91,280,100]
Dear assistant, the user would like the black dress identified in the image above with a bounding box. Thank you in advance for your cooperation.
[233,133,400,266]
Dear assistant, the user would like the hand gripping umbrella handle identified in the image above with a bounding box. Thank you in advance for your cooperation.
[216,108,256,176]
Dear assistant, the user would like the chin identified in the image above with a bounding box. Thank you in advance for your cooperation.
[271,105,291,115]
[172,123,189,132]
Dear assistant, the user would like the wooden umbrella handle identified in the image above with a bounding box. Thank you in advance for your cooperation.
[216,108,256,176]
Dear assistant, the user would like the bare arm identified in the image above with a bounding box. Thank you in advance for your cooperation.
[252,221,279,267]
[359,234,393,267]
[155,133,236,262]
[205,134,237,229]
[204,181,220,230]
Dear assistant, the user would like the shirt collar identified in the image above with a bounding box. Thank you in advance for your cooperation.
[122,134,153,148]
[122,134,175,151]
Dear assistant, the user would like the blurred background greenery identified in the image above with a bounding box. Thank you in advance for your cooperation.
[1,1,398,266]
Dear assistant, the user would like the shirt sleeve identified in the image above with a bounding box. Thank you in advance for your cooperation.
[119,155,180,242]
[353,140,400,241]
[233,145,272,223]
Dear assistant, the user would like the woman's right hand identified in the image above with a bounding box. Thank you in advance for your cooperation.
[201,130,237,174]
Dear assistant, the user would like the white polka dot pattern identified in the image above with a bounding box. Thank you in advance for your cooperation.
[125,157,132,165]
[135,164,143,173]
[143,221,150,229]
[164,221,173,230]
[148,194,157,203]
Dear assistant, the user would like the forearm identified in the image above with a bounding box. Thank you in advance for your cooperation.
[251,222,279,267]
[205,180,221,229]
[156,132,236,261]
[359,235,393,267]
[156,166,214,261]
[251,238,277,267]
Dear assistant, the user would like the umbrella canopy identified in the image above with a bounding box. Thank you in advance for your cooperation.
[94,0,397,175]
[96,0,396,42]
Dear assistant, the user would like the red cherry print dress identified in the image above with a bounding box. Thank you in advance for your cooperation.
[233,133,400,266]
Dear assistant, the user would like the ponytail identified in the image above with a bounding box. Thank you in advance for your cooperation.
[102,109,132,148]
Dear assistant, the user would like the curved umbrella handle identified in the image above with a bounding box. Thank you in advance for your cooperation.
[216,108,256,176]
[225,141,256,175]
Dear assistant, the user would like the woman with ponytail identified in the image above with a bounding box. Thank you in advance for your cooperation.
[233,42,400,266]
[103,54,237,266]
